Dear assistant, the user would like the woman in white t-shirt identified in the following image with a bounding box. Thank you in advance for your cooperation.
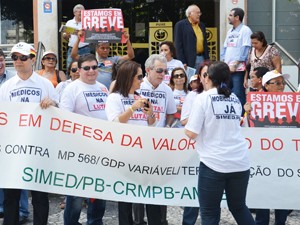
[105,61,160,225]
[159,41,184,84]
[168,67,188,128]
[185,61,255,225]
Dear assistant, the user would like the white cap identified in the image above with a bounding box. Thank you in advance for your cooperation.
[189,75,198,83]
[262,70,290,86]
[42,50,57,59]
[11,42,36,56]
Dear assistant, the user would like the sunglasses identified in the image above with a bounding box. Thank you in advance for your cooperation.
[136,74,143,81]
[71,68,79,73]
[81,65,98,71]
[11,54,31,62]
[202,72,208,78]
[173,73,185,79]
[154,68,168,74]
[43,57,56,61]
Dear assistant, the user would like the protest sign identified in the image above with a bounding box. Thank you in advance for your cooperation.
[81,8,125,43]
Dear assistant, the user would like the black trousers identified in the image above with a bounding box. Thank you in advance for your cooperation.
[118,202,162,225]
[3,189,49,225]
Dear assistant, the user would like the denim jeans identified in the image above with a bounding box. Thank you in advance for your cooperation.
[229,71,246,115]
[0,189,29,218]
[182,207,199,225]
[198,162,255,225]
[195,55,204,73]
[3,189,48,225]
[64,196,106,225]
[255,209,290,225]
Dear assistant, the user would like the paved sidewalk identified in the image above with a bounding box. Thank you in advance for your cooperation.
[1,194,299,224]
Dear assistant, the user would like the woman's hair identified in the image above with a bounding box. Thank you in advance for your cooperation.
[112,61,141,97]
[251,31,268,47]
[193,60,213,93]
[207,61,231,97]
[67,60,78,77]
[159,41,177,58]
[112,59,128,81]
[169,67,188,93]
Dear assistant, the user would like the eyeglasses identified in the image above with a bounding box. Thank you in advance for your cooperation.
[71,68,79,73]
[173,73,185,79]
[81,65,98,71]
[43,57,56,61]
[11,54,31,62]
[136,74,143,81]
[267,81,286,86]
[154,68,168,74]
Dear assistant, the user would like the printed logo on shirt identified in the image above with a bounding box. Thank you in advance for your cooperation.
[227,33,240,47]
[121,98,148,121]
[98,60,113,74]
[140,89,166,114]
[10,87,42,102]
[83,90,107,111]
[210,94,241,120]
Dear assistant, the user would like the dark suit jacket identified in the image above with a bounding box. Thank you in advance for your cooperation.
[174,19,210,69]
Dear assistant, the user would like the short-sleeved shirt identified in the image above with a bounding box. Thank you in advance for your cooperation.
[59,79,108,120]
[105,92,148,126]
[97,56,120,89]
[0,71,59,104]
[65,18,89,48]
[138,78,177,127]
[185,88,250,173]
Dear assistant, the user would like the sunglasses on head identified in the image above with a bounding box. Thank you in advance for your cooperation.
[154,68,168,74]
[43,57,56,61]
[71,68,79,73]
[173,73,185,79]
[81,65,98,71]
[11,54,31,62]
[136,74,143,80]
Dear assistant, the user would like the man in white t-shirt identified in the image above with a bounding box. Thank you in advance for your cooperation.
[63,4,90,68]
[137,54,177,225]
[0,42,59,225]
[60,53,108,225]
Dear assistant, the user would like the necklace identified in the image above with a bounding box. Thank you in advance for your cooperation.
[254,46,268,62]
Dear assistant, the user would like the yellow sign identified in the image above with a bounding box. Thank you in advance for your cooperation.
[206,27,218,61]
[149,22,173,55]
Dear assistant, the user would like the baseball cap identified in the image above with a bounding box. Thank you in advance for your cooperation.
[11,42,36,56]
[42,50,57,59]
[262,70,290,86]
[189,75,198,83]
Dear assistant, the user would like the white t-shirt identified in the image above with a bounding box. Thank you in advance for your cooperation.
[105,92,148,126]
[56,79,72,100]
[0,71,59,103]
[164,59,185,84]
[173,89,187,108]
[59,79,108,120]
[138,78,177,127]
[185,88,250,173]
[180,90,198,122]
[65,18,89,48]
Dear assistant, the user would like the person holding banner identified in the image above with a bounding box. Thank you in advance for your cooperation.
[63,4,90,68]
[105,61,157,225]
[71,30,134,89]
[60,53,108,225]
[0,42,59,225]
[184,61,255,225]
[244,70,292,225]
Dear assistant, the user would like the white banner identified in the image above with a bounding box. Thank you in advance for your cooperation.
[0,102,299,209]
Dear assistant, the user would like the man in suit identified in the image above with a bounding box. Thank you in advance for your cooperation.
[174,4,210,72]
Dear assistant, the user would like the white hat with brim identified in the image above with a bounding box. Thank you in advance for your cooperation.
[262,70,290,86]
[189,75,198,83]
[10,42,36,56]
[42,50,57,59]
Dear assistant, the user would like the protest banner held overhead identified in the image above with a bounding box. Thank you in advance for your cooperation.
[247,92,300,128]
[81,8,125,43]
